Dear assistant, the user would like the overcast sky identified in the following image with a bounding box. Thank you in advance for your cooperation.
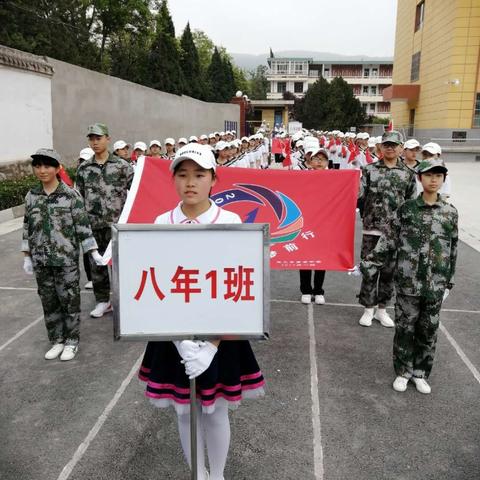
[169,0,398,57]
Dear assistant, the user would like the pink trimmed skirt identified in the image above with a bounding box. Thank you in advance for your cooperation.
[139,340,265,414]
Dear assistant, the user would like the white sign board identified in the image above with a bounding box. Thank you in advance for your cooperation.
[112,224,270,341]
[288,121,302,135]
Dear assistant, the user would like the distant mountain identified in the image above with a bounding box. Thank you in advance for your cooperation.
[231,50,393,71]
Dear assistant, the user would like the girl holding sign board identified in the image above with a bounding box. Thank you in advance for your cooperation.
[138,143,265,480]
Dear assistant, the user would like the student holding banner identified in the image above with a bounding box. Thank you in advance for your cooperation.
[138,143,265,480]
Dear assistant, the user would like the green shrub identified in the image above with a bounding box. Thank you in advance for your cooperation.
[0,176,39,210]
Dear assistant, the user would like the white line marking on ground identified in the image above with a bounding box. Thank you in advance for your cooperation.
[270,299,480,315]
[0,315,43,353]
[308,303,324,480]
[56,354,143,480]
[440,323,480,385]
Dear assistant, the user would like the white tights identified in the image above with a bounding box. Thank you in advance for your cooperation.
[177,403,230,480]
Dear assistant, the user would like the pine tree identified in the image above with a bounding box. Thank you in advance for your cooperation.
[222,57,236,101]
[207,47,227,102]
[300,77,332,129]
[147,0,185,95]
[180,22,204,99]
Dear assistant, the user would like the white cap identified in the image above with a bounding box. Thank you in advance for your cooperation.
[215,141,229,151]
[404,139,421,149]
[306,147,329,159]
[337,132,345,138]
[368,138,376,148]
[357,132,370,140]
[133,141,147,152]
[376,136,383,144]
[241,136,249,143]
[303,136,320,151]
[112,141,129,152]
[214,131,220,136]
[225,130,232,135]
[178,137,188,145]
[219,131,225,136]
[208,133,216,139]
[422,142,442,155]
[295,140,304,148]
[189,135,198,143]
[164,137,175,145]
[79,147,95,160]
[231,130,236,135]
[149,139,161,147]
[170,143,216,172]
[200,134,208,140]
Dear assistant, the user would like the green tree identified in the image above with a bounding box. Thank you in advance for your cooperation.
[146,0,185,95]
[328,77,365,130]
[179,22,204,99]
[206,47,226,102]
[192,29,229,73]
[222,57,237,101]
[298,77,332,129]
[248,65,269,100]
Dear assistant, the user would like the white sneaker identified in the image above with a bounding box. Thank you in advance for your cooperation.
[45,342,64,360]
[301,294,312,304]
[314,295,325,305]
[60,344,78,361]
[392,376,409,392]
[374,308,395,327]
[412,377,431,394]
[90,302,112,317]
[359,308,375,326]
[84,281,93,289]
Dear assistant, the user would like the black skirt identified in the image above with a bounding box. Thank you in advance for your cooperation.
[139,340,265,414]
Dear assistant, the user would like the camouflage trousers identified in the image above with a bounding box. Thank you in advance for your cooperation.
[358,234,395,308]
[90,227,111,302]
[393,294,443,379]
[35,265,81,344]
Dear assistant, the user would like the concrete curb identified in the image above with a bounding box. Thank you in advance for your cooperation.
[0,204,24,223]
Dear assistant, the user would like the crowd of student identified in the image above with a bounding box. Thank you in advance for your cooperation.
[20,121,457,479]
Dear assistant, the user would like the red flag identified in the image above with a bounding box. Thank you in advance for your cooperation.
[341,145,347,157]
[320,137,325,146]
[328,139,335,149]
[387,120,393,132]
[335,138,341,146]
[58,165,73,187]
[282,140,292,167]
[116,158,359,270]
[365,149,374,164]
[271,138,284,154]
[348,144,360,163]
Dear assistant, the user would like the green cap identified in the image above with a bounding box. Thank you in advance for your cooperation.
[381,130,403,145]
[86,123,109,137]
[416,159,448,174]
[31,148,61,166]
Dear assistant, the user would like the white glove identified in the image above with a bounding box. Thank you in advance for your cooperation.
[183,341,218,379]
[443,289,450,302]
[174,340,202,361]
[23,256,33,275]
[348,264,361,277]
[91,250,104,266]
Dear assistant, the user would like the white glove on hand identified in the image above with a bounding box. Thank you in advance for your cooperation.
[174,340,202,361]
[91,250,104,266]
[183,341,218,379]
[348,264,362,277]
[23,256,33,275]
[443,289,450,302]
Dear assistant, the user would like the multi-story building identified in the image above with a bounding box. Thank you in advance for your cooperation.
[266,56,393,118]
[384,0,480,144]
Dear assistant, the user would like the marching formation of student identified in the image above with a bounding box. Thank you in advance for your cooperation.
[21,148,103,361]
[361,159,458,394]
[138,143,265,480]
[75,123,134,318]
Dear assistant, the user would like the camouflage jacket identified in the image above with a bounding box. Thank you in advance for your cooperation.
[359,159,416,233]
[361,194,458,299]
[75,153,134,230]
[21,182,98,267]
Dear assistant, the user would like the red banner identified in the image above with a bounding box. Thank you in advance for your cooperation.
[118,158,360,270]
[271,137,286,154]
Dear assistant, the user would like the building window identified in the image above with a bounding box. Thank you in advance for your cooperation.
[294,62,304,74]
[363,86,369,95]
[294,82,304,93]
[411,52,421,82]
[369,103,376,112]
[276,62,288,74]
[364,68,370,78]
[474,93,480,127]
[277,82,287,93]
[372,68,378,77]
[415,1,425,32]
[371,86,377,95]
[324,68,330,77]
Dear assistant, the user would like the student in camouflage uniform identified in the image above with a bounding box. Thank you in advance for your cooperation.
[361,159,457,394]
[357,130,417,328]
[75,123,134,318]
[22,149,102,361]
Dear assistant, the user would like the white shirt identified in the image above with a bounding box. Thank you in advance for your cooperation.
[155,200,241,225]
